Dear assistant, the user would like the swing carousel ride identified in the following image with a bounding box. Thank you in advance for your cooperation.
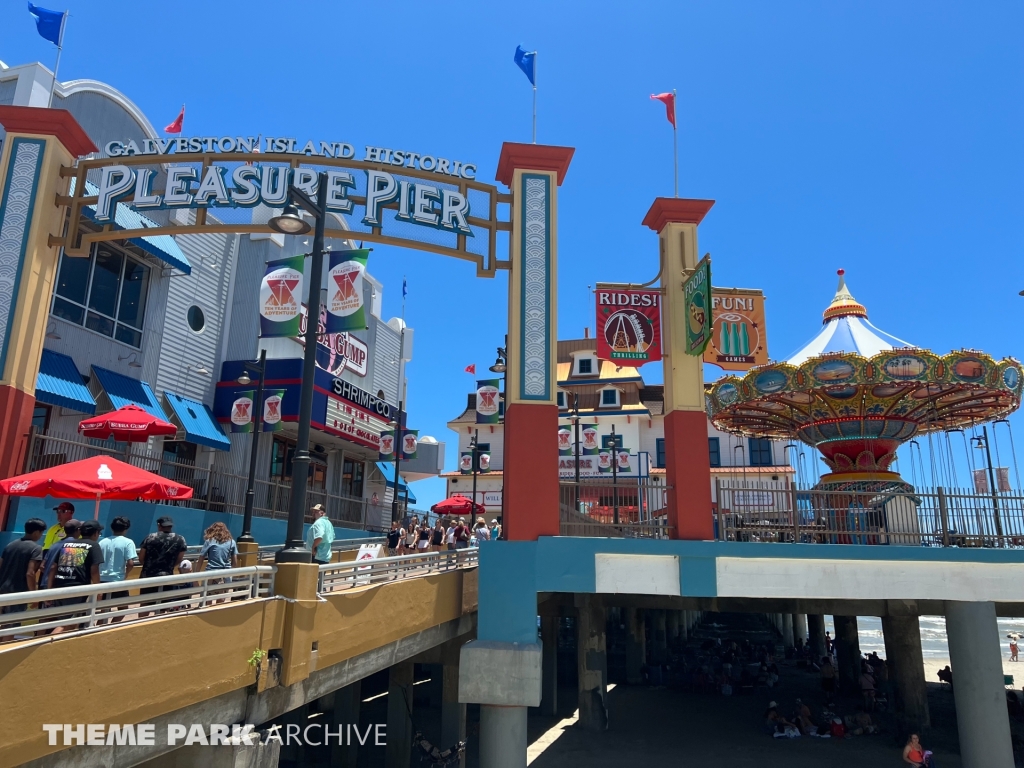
[706,270,1023,495]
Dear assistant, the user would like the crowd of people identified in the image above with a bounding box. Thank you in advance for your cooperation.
[385,515,499,556]
[0,501,245,631]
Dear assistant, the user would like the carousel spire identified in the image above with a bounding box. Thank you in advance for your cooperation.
[822,268,868,322]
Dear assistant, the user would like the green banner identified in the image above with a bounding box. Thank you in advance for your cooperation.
[230,391,254,433]
[460,451,473,474]
[581,424,599,455]
[379,430,396,461]
[683,255,712,356]
[476,379,501,424]
[598,449,612,473]
[401,429,418,460]
[478,451,491,473]
[325,249,370,333]
[262,390,285,432]
[259,255,305,338]
[558,427,572,456]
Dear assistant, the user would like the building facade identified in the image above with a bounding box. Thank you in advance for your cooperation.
[0,59,441,534]
[445,335,795,521]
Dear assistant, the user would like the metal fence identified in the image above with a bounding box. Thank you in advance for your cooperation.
[715,479,1024,548]
[558,479,672,538]
[23,430,389,530]
[317,547,479,593]
[0,566,276,644]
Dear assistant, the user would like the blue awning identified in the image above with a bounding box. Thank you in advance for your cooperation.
[376,462,417,504]
[35,349,96,414]
[91,366,165,421]
[164,391,230,450]
[76,179,191,275]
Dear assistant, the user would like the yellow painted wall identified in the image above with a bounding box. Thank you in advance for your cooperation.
[0,567,477,767]
[660,222,706,413]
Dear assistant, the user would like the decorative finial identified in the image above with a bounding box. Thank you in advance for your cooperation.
[823,269,867,323]
[837,268,845,276]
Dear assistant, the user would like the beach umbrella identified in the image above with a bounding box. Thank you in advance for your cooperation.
[430,495,486,518]
[0,455,193,519]
[78,404,177,442]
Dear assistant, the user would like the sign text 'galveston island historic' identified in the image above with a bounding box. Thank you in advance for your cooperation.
[94,137,478,237]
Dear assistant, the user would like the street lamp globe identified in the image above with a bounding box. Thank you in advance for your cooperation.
[237,371,252,385]
[268,204,311,235]
[488,356,507,374]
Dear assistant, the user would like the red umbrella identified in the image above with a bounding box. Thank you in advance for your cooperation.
[0,455,193,519]
[431,495,486,517]
[78,404,177,442]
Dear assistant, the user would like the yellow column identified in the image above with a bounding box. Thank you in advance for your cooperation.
[643,198,716,540]
[0,108,95,519]
[496,143,573,540]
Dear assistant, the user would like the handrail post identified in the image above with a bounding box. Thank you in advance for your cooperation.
[790,480,800,543]
[715,477,725,541]
[937,486,950,547]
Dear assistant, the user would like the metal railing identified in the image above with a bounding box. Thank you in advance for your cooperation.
[22,430,394,530]
[317,547,478,594]
[0,566,275,644]
[715,479,1024,548]
[256,536,386,562]
[558,479,672,538]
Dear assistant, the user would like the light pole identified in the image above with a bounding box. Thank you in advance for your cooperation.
[973,426,1004,541]
[267,172,327,564]
[470,429,482,519]
[610,424,620,525]
[570,394,581,512]
[236,349,267,544]
[389,406,405,524]
[488,340,507,523]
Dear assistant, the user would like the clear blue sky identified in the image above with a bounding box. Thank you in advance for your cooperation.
[4,1,1022,504]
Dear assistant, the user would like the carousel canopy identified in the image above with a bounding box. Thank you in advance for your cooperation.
[787,270,911,365]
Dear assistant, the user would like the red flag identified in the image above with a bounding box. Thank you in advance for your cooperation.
[164,105,185,134]
[465,364,476,374]
[650,92,675,128]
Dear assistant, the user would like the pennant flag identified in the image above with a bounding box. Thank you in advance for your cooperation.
[260,254,305,338]
[325,249,369,333]
[230,391,255,433]
[27,3,65,46]
[581,424,599,455]
[402,277,408,298]
[164,105,185,134]
[460,452,473,475]
[379,430,396,462]
[514,45,536,85]
[650,92,676,128]
[476,379,501,424]
[262,390,285,432]
[401,429,419,460]
[465,364,476,375]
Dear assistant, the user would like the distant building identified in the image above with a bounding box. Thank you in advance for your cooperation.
[445,336,794,519]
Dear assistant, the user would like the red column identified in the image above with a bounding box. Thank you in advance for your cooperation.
[503,403,561,540]
[663,410,714,540]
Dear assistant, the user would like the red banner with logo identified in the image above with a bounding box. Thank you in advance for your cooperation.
[595,287,662,367]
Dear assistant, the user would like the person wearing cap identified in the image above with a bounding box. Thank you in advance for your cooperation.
[42,502,75,552]
[138,516,187,581]
[473,517,490,542]
[305,504,335,565]
[764,700,795,735]
[39,519,82,590]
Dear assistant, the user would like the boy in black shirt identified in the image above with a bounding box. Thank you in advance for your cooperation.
[0,518,46,612]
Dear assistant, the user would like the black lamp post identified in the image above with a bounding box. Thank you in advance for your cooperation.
[389,406,405,524]
[267,173,327,564]
[237,349,267,544]
[570,393,581,511]
[470,429,482,518]
[488,340,507,522]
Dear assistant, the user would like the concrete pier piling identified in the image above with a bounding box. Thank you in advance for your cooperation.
[832,615,861,695]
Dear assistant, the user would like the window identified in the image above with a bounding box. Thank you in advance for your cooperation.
[52,243,150,348]
[187,305,205,333]
[708,437,721,467]
[656,438,666,468]
[577,357,593,375]
[748,437,774,467]
[342,459,364,498]
[271,437,294,480]
[556,391,565,408]
[162,441,197,464]
[601,389,619,407]
[31,405,50,432]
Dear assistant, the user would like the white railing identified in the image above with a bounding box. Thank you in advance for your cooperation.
[0,566,276,644]
[317,548,479,594]
[256,536,387,562]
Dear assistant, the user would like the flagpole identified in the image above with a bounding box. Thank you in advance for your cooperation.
[672,88,678,198]
[532,51,537,144]
[46,11,67,109]
[392,275,407,524]
[180,103,185,135]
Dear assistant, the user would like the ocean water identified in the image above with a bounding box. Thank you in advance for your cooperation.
[823,615,1024,659]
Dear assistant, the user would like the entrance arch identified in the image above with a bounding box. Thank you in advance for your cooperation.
[0,105,571,539]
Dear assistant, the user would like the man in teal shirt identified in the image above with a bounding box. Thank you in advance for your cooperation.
[99,516,137,593]
[306,504,335,565]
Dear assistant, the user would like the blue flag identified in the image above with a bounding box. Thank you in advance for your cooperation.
[27,2,65,46]
[514,45,536,86]
[402,277,408,298]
